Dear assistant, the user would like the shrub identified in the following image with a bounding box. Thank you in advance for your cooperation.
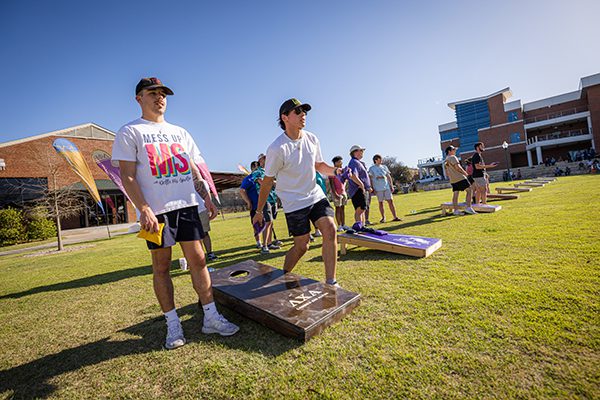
[27,216,57,241]
[0,208,27,246]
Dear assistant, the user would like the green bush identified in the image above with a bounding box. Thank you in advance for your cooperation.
[27,216,57,241]
[0,208,27,246]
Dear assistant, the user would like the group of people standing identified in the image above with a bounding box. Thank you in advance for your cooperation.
[112,76,410,350]
[444,142,499,215]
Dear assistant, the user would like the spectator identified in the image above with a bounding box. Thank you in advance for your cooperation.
[329,156,349,232]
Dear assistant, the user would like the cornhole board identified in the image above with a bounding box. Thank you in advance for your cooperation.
[531,178,554,183]
[209,260,361,341]
[524,180,546,186]
[338,231,442,258]
[486,193,519,200]
[496,187,532,193]
[441,202,502,216]
[515,182,544,187]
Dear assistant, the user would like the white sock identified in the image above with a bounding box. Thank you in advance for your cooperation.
[256,240,261,246]
[202,302,219,321]
[164,308,180,325]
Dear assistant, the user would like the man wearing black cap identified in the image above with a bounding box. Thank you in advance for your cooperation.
[444,145,477,216]
[112,77,239,350]
[252,98,343,286]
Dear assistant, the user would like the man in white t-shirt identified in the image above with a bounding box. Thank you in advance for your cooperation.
[252,98,343,286]
[368,154,402,223]
[112,77,238,350]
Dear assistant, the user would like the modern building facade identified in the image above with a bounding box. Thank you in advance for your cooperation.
[428,73,600,174]
[0,123,245,229]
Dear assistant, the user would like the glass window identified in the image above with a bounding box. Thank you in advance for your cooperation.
[510,132,521,143]
[507,111,518,122]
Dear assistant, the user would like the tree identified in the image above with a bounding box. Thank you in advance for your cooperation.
[381,157,416,186]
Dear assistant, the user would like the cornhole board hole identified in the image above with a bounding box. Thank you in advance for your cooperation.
[486,193,519,200]
[209,260,361,341]
[338,231,442,258]
[441,202,502,216]
[496,187,532,194]
[514,183,544,188]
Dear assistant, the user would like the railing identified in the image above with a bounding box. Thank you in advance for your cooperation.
[417,156,444,165]
[526,129,590,145]
[524,106,588,124]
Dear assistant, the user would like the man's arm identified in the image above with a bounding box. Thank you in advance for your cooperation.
[119,160,160,233]
[191,162,218,220]
[238,188,252,210]
[386,172,395,190]
[315,161,340,176]
[252,176,275,226]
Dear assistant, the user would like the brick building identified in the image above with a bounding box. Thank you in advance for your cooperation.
[0,123,245,229]
[419,72,600,178]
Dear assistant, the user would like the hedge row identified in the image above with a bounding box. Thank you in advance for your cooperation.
[0,208,56,246]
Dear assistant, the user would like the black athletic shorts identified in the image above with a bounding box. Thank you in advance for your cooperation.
[285,198,334,237]
[250,204,273,225]
[467,175,474,184]
[451,179,471,192]
[351,188,367,210]
[147,206,205,250]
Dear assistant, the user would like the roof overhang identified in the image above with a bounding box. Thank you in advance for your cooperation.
[448,87,512,110]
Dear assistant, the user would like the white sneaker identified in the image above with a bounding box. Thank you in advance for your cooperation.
[202,314,240,336]
[341,225,351,230]
[314,230,322,237]
[337,226,345,232]
[165,322,186,350]
[464,207,477,215]
[453,210,463,216]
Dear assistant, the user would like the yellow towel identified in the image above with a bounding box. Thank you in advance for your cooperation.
[137,223,165,246]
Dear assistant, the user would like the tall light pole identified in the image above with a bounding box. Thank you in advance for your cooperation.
[502,141,511,181]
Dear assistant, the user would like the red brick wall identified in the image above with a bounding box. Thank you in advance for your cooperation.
[487,94,508,126]
[586,85,600,149]
[523,98,588,122]
[0,136,114,188]
[478,122,526,148]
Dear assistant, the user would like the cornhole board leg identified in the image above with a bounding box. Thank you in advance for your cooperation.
[209,260,361,341]
[337,232,442,258]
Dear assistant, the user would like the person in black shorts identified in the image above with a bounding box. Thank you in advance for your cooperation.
[252,98,343,286]
[444,145,476,216]
[112,77,239,350]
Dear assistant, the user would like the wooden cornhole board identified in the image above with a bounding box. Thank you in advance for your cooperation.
[515,182,544,187]
[209,260,361,341]
[441,202,502,216]
[496,187,532,193]
[338,231,442,258]
[487,193,519,200]
[531,178,554,183]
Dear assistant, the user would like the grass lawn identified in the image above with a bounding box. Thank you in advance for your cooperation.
[0,175,598,399]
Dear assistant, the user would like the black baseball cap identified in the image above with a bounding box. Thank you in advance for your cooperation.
[279,98,311,116]
[135,77,174,96]
[445,145,458,155]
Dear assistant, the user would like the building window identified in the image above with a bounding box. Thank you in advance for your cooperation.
[510,132,521,143]
[507,111,518,122]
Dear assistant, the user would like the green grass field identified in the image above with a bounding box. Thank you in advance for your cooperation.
[1,175,599,399]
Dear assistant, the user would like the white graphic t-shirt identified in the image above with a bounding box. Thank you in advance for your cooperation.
[264,130,326,213]
[112,118,203,215]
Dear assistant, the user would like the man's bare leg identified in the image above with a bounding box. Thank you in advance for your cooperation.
[283,234,311,273]
[315,216,337,282]
[151,247,175,312]
[378,201,385,220]
[452,191,460,212]
[180,240,213,306]
[386,199,399,219]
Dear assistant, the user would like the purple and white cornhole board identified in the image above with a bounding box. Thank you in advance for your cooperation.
[338,231,442,258]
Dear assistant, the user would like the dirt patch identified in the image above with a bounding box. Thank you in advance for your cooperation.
[24,244,96,258]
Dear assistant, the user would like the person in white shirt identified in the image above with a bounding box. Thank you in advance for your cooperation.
[112,77,238,350]
[252,98,343,286]
[368,154,402,223]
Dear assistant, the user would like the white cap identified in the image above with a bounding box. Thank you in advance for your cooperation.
[349,145,366,155]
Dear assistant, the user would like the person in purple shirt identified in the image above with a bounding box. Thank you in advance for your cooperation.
[347,145,372,225]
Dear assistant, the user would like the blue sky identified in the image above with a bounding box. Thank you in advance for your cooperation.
[2,0,600,171]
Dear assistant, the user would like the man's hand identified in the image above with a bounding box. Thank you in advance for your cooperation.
[205,198,219,220]
[139,206,159,233]
[252,211,264,227]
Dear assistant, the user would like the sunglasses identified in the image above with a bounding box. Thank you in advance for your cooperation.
[288,107,307,115]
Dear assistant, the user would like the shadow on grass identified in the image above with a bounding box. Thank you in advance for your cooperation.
[0,264,155,300]
[0,303,301,399]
